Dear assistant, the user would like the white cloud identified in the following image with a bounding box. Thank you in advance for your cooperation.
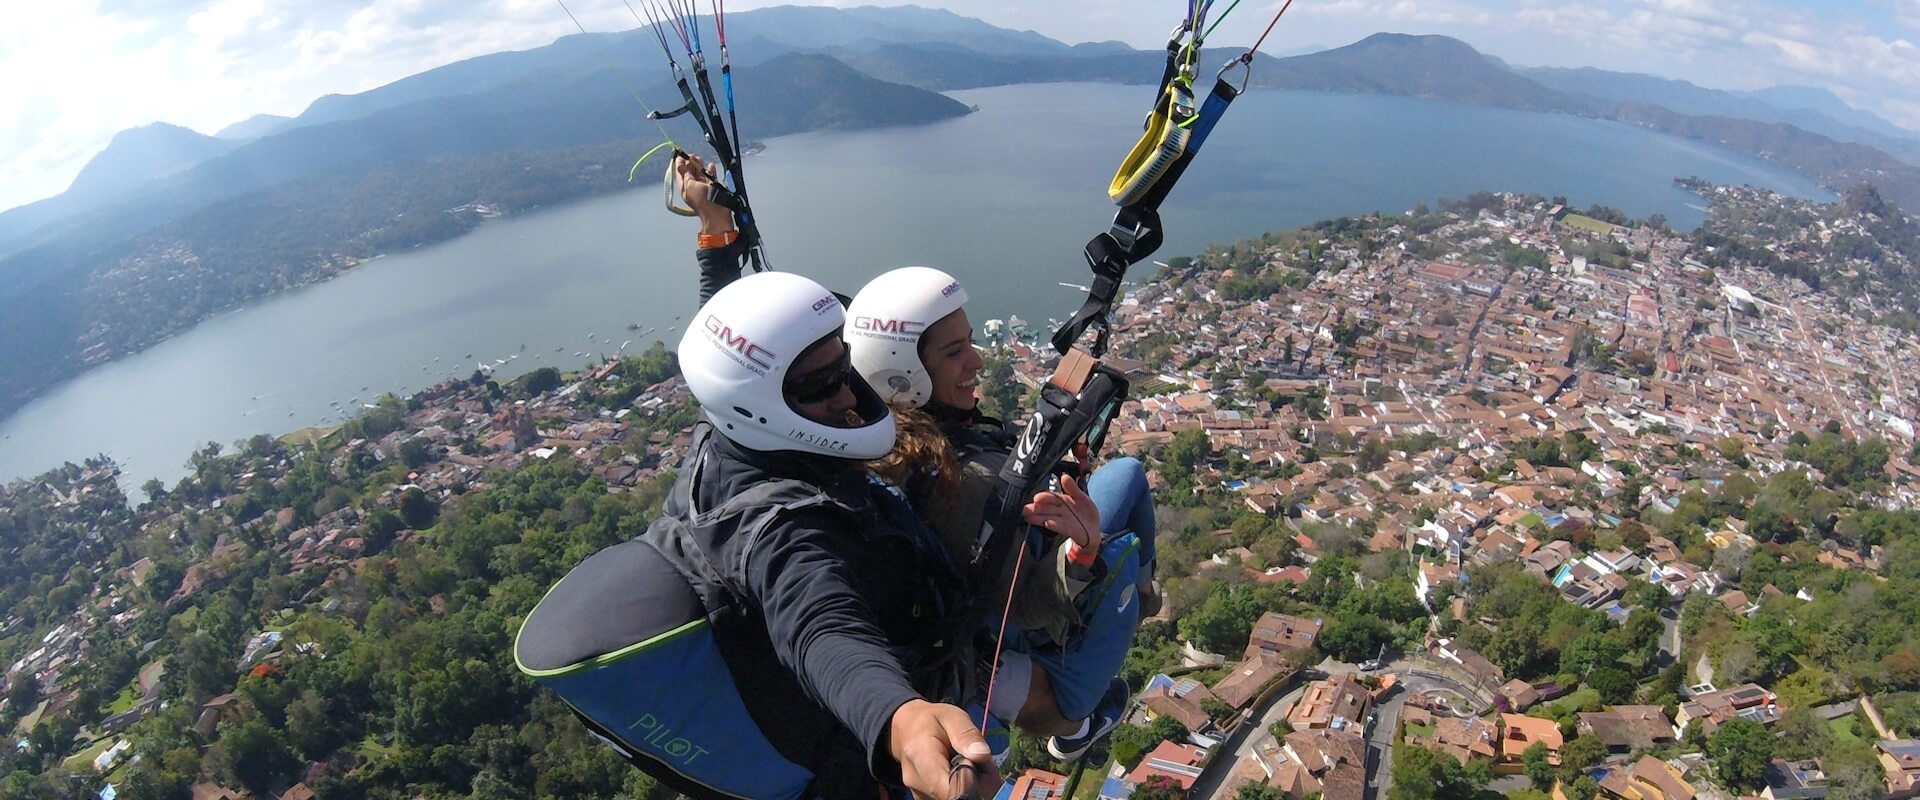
[4,0,1920,215]
[0,0,621,212]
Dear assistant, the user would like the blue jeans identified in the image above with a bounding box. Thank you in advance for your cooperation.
[1010,532,1142,720]
[1087,457,1156,579]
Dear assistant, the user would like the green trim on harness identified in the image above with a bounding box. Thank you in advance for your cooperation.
[1108,81,1196,207]
[1082,537,1141,620]
[513,616,708,678]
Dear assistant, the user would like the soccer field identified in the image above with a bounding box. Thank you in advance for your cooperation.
[1562,213,1617,235]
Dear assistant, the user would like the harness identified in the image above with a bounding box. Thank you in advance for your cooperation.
[972,2,1299,790]
[515,425,974,799]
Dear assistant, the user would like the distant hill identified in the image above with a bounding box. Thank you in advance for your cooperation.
[0,49,963,300]
[1607,102,1920,208]
[0,4,1062,258]
[1740,85,1919,141]
[0,124,234,262]
[720,4,1068,57]
[271,4,1064,137]
[1525,67,1920,164]
[844,30,1920,212]
[1257,34,1587,112]
[0,52,967,420]
[214,113,293,141]
[65,124,235,199]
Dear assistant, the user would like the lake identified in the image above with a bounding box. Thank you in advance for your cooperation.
[0,83,1830,490]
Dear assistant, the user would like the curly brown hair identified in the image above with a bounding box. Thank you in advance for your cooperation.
[868,403,961,515]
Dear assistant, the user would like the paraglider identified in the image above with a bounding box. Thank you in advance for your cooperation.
[515,0,1303,795]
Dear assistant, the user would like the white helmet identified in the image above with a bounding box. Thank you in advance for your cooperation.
[677,272,896,460]
[845,266,970,409]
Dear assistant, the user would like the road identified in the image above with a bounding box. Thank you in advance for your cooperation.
[1187,660,1492,800]
[1787,301,1856,432]
[1365,679,1407,800]
[1367,668,1494,800]
[1658,608,1681,663]
[1187,673,1319,800]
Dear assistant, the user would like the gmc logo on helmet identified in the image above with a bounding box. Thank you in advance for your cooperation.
[853,316,925,336]
[703,315,776,370]
[941,281,961,297]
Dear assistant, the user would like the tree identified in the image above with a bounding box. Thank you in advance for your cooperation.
[398,487,439,529]
[1524,741,1556,790]
[286,689,340,761]
[520,366,563,396]
[1235,784,1292,800]
[1560,633,1625,677]
[1178,582,1264,655]
[361,506,403,555]
[1389,741,1485,800]
[118,765,188,800]
[1269,719,1295,739]
[1318,613,1391,663]
[1357,436,1392,473]
[999,729,1061,776]
[210,719,297,792]
[398,436,434,468]
[1167,428,1212,471]
[6,672,38,712]
[1773,707,1832,761]
[1709,718,1776,791]
[1565,775,1601,800]
[1587,667,1636,704]
[1133,776,1187,800]
[1111,715,1185,769]
[1559,735,1608,778]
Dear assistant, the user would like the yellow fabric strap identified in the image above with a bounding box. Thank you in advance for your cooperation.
[664,163,699,217]
[1107,80,1197,206]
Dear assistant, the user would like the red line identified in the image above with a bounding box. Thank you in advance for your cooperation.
[978,539,1029,731]
[1247,0,1296,58]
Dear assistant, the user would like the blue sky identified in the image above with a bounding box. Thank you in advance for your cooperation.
[1,0,1916,213]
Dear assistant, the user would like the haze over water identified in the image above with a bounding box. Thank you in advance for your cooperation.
[0,83,1829,490]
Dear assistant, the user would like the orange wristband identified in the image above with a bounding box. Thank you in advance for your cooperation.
[697,230,739,249]
[1067,541,1098,567]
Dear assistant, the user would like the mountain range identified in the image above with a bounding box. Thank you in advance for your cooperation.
[2,4,1918,421]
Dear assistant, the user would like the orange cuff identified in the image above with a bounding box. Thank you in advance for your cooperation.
[697,229,739,249]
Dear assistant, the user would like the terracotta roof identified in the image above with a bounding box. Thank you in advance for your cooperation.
[1213,652,1297,709]
[1626,755,1696,800]
[1579,706,1675,751]
[1247,612,1323,659]
[1125,741,1209,790]
[1500,713,1565,760]
[1289,673,1372,730]
[1143,679,1218,734]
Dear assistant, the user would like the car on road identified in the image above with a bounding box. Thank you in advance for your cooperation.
[1359,659,1382,671]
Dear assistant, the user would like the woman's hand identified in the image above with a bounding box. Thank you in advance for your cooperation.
[673,152,737,236]
[1022,473,1101,550]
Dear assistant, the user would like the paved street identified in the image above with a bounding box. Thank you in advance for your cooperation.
[1367,667,1491,800]
[1185,659,1493,800]
[1365,679,1406,800]
[1658,607,1680,662]
[1186,674,1317,800]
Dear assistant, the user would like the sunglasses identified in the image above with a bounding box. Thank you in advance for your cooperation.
[785,345,854,404]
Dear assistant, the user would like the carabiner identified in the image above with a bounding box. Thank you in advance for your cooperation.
[1218,54,1252,95]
